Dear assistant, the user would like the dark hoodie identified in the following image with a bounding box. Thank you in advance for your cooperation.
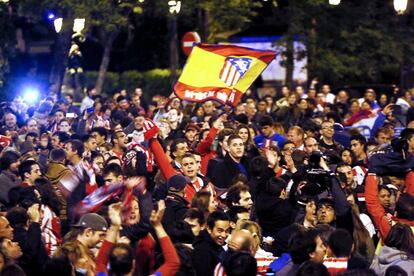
[192,230,224,276]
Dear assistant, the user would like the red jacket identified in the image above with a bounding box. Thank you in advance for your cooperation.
[195,127,219,175]
[365,172,414,240]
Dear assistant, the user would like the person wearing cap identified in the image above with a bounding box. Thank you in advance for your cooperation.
[184,122,200,149]
[161,174,194,243]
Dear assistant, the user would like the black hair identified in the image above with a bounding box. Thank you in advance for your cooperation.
[66,139,84,157]
[265,177,287,197]
[289,228,319,264]
[206,210,229,230]
[1,264,26,276]
[0,151,20,171]
[91,127,107,138]
[350,134,367,146]
[52,131,71,144]
[108,243,135,276]
[184,208,205,226]
[224,252,257,276]
[43,257,73,276]
[296,261,329,276]
[395,193,414,221]
[49,148,66,162]
[35,178,61,216]
[170,138,188,159]
[385,266,408,276]
[6,207,30,228]
[226,184,250,208]
[103,163,123,178]
[258,115,274,127]
[174,243,196,276]
[328,229,353,257]
[227,206,250,223]
[18,160,38,180]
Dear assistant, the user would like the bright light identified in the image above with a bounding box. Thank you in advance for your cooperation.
[0,0,9,3]
[138,0,144,2]
[73,18,85,33]
[168,0,181,14]
[394,0,408,14]
[47,13,55,20]
[329,0,341,5]
[22,87,40,104]
[54,18,63,33]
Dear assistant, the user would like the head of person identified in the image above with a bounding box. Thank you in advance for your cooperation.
[350,134,367,159]
[282,141,296,157]
[227,229,255,256]
[217,128,234,154]
[108,243,135,276]
[91,151,105,173]
[65,139,84,160]
[335,163,354,188]
[3,113,16,129]
[223,252,257,276]
[227,134,244,161]
[49,148,66,163]
[102,163,123,185]
[304,137,319,155]
[58,119,71,133]
[54,110,66,124]
[236,124,251,145]
[184,208,205,236]
[296,261,329,276]
[0,151,20,174]
[170,138,189,161]
[191,190,217,216]
[51,131,71,149]
[112,130,127,150]
[226,184,253,210]
[375,127,392,145]
[289,228,327,264]
[18,160,42,184]
[320,120,334,140]
[25,119,38,134]
[340,148,355,166]
[265,177,288,199]
[124,196,140,225]
[378,185,392,210]
[327,229,353,258]
[394,193,414,221]
[91,127,107,146]
[384,222,414,257]
[167,174,189,197]
[364,89,376,102]
[227,206,250,229]
[0,237,22,261]
[287,126,305,147]
[317,198,336,225]
[72,213,108,249]
[82,134,98,152]
[206,210,230,246]
[303,197,318,227]
[0,217,13,240]
[259,116,275,138]
[180,153,199,180]
[184,123,199,143]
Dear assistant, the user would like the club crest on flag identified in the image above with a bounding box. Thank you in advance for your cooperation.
[219,57,252,86]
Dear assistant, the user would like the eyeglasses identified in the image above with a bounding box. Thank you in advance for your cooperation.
[283,147,296,151]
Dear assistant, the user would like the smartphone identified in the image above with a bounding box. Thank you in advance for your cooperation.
[66,113,76,118]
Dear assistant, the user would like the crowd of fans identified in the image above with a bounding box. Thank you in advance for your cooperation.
[0,82,412,276]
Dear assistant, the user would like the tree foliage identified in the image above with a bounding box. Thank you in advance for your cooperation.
[277,0,414,86]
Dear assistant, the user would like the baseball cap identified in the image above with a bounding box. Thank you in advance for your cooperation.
[72,213,108,231]
[167,174,190,191]
[185,123,200,132]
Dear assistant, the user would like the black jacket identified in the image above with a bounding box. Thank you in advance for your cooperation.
[192,230,224,276]
[210,154,248,189]
[162,193,194,243]
[14,222,49,276]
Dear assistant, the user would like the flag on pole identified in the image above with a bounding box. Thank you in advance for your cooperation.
[174,44,276,107]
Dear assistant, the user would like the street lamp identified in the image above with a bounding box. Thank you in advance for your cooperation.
[73,18,85,33]
[53,18,63,33]
[394,0,408,14]
[329,0,341,5]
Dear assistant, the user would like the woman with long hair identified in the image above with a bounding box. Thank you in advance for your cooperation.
[371,223,414,275]
[191,191,217,220]
[344,189,376,262]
